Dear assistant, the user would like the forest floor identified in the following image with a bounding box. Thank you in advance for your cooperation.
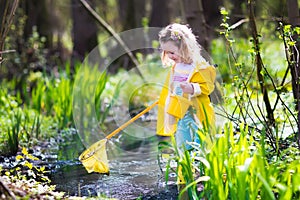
[141,184,178,200]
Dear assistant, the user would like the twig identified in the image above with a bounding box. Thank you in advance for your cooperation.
[0,0,19,52]
[0,0,19,65]
[0,178,16,200]
[229,18,249,30]
[248,0,275,127]
[0,49,16,54]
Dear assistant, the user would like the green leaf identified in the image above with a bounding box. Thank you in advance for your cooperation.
[256,173,276,200]
[220,7,229,16]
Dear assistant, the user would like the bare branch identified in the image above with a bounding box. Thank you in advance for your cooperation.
[79,0,145,80]
[229,18,249,30]
[248,0,275,127]
[0,0,19,63]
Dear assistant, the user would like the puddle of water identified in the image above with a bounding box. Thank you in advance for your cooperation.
[49,132,177,199]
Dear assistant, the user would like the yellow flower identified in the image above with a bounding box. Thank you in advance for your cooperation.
[16,155,23,161]
[22,147,28,156]
[24,161,33,169]
[222,173,227,182]
[39,166,45,172]
[28,154,39,161]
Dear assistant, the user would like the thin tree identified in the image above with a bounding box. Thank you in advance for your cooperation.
[71,0,98,62]
[180,0,222,51]
[286,0,300,146]
[248,0,275,128]
[0,0,19,64]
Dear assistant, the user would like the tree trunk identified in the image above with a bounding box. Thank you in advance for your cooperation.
[118,0,146,30]
[248,0,276,129]
[149,0,171,27]
[287,0,300,147]
[112,0,146,72]
[71,0,98,62]
[182,0,208,50]
[181,0,222,51]
[23,0,55,48]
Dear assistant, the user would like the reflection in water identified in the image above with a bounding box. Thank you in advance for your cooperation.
[50,133,176,199]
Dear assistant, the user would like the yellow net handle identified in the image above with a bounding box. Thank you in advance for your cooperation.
[105,100,159,139]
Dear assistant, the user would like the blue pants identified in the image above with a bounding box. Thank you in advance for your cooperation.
[173,85,200,150]
[175,108,200,150]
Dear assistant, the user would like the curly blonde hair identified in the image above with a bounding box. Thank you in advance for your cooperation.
[158,23,208,65]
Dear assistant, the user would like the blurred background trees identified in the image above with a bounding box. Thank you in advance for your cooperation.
[0,0,223,72]
[1,0,298,75]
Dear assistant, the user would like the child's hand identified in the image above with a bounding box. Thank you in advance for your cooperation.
[180,83,194,94]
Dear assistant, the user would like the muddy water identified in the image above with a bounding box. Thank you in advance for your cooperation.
[50,132,178,199]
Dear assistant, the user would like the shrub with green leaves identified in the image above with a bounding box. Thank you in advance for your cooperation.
[159,122,300,199]
[0,87,57,156]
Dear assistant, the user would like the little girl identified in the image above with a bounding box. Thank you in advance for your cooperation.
[156,23,216,150]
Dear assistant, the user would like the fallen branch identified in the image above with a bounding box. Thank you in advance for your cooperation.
[0,178,16,200]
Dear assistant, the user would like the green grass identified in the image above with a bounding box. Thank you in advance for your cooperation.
[159,122,300,199]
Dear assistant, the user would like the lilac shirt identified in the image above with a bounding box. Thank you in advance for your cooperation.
[172,63,194,94]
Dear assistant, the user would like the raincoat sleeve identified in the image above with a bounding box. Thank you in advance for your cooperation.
[189,65,216,96]
[189,64,216,134]
[156,70,177,136]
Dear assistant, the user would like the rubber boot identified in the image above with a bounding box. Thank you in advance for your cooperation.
[177,184,189,200]
[176,165,190,200]
[176,165,185,184]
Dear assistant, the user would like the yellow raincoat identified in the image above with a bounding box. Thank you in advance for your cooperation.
[156,62,216,137]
